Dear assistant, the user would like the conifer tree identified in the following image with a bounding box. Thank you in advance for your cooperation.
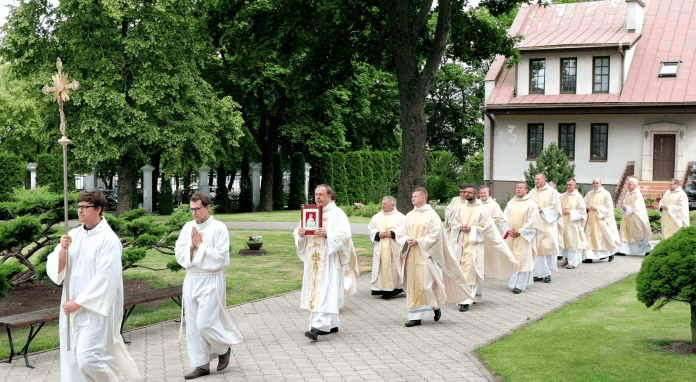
[288,152,307,209]
[239,154,253,212]
[524,142,576,193]
[332,152,349,205]
[273,152,285,210]
[157,173,174,215]
[346,152,365,204]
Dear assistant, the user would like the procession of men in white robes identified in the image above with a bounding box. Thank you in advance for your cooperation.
[447,185,517,311]
[658,178,691,239]
[293,184,359,341]
[47,189,139,382]
[175,192,242,379]
[368,196,406,298]
[618,178,654,256]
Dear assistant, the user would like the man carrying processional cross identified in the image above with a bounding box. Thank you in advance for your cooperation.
[294,184,360,341]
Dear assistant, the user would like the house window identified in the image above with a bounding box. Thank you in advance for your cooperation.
[561,58,577,93]
[659,61,680,77]
[591,124,608,161]
[529,59,545,93]
[593,57,610,93]
[558,123,575,159]
[528,124,544,159]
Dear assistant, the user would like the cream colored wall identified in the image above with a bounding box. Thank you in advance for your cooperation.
[516,52,624,96]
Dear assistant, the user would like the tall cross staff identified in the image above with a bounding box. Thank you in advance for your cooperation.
[42,57,79,351]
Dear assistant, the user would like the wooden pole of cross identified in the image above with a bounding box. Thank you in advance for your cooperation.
[41,57,79,351]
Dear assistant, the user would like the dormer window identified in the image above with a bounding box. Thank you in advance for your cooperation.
[659,61,680,77]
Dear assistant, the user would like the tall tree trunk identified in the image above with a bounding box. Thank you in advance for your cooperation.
[259,140,276,211]
[397,96,428,213]
[116,155,133,216]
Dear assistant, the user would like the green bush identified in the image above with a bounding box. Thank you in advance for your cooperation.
[0,153,25,199]
[0,263,24,299]
[360,152,376,203]
[332,152,349,205]
[315,153,334,190]
[636,226,696,344]
[0,186,78,221]
[238,154,253,212]
[37,154,68,193]
[524,142,576,194]
[158,173,175,215]
[288,152,307,209]
[425,152,463,202]
[346,152,365,204]
[120,208,147,222]
[213,166,233,213]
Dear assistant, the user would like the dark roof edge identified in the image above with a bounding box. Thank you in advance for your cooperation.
[484,103,696,115]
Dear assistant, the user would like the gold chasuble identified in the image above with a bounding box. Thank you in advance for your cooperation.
[658,187,691,239]
[583,187,620,259]
[293,202,359,314]
[559,190,587,251]
[529,184,563,257]
[444,197,467,223]
[618,190,653,256]
[502,196,542,273]
[395,205,473,311]
[447,200,517,287]
[368,210,407,291]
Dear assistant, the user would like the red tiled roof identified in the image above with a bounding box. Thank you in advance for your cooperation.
[485,0,696,109]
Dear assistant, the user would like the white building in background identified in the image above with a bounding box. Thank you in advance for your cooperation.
[483,0,696,205]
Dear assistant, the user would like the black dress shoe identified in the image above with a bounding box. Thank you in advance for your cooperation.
[405,320,421,327]
[544,276,552,283]
[512,288,522,294]
[305,328,320,341]
[317,327,339,335]
[459,304,470,312]
[582,259,593,263]
[533,277,542,281]
[434,308,442,321]
[185,367,211,380]
[391,288,404,297]
[217,347,231,371]
[381,293,394,300]
[372,290,383,296]
[608,255,615,262]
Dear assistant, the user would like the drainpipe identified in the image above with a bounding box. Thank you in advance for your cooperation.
[619,43,625,94]
[485,112,495,195]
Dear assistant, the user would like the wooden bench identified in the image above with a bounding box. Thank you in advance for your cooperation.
[1,285,182,368]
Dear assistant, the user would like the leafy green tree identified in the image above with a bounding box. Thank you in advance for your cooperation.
[636,226,696,346]
[332,152,349,205]
[1,0,243,215]
[158,173,175,215]
[345,152,365,204]
[0,153,25,199]
[426,64,485,162]
[524,143,576,194]
[238,153,253,212]
[288,152,307,209]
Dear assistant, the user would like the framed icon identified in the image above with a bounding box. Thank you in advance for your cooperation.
[301,204,322,235]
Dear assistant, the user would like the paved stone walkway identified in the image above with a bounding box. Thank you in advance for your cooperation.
[1,255,644,382]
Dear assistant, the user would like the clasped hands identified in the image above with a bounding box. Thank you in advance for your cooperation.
[378,231,391,239]
[459,224,471,233]
[506,229,520,238]
[406,238,419,246]
[297,227,326,238]
[562,208,570,216]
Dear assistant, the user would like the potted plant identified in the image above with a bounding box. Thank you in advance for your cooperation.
[247,235,263,250]
[353,202,364,213]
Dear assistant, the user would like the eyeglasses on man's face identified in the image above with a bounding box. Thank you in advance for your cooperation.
[592,182,600,184]
[77,205,96,211]
[190,207,205,212]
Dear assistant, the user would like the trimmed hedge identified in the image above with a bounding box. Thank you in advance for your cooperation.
[332,152,349,205]
[315,153,334,191]
[288,152,307,209]
[0,153,25,199]
[345,152,365,205]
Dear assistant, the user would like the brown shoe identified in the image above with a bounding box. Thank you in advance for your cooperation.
[217,347,231,371]
[184,367,210,380]
[561,259,568,267]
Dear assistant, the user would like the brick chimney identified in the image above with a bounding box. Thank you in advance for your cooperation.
[626,0,645,33]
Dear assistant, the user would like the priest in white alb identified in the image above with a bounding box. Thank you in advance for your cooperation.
[47,189,139,382]
[444,185,468,224]
[559,178,587,269]
[294,184,359,341]
[658,178,690,239]
[447,185,517,312]
[618,178,653,256]
[368,195,407,299]
[479,187,504,233]
[584,178,620,262]
[529,173,564,283]
[395,187,473,327]
[175,192,243,379]
[503,182,543,294]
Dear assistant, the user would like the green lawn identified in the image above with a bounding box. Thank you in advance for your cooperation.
[477,274,696,382]
[155,209,372,224]
[0,229,374,359]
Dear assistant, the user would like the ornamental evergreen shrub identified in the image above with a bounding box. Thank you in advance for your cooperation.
[372,151,387,185]
[158,173,175,215]
[0,263,24,299]
[345,152,365,204]
[238,154,253,212]
[524,142,576,194]
[288,152,307,209]
[332,152,349,205]
[213,166,233,213]
[315,153,334,189]
[273,152,285,210]
[37,154,69,193]
[0,153,25,199]
[360,152,376,203]
[636,226,696,346]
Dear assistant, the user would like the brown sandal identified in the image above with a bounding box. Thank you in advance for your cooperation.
[566,265,575,269]
[561,259,568,267]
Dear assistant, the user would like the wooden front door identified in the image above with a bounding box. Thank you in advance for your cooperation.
[653,134,676,181]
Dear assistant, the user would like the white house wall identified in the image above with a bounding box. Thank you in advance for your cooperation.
[516,52,624,97]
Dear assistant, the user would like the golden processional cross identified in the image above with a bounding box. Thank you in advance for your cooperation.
[42,57,79,351]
